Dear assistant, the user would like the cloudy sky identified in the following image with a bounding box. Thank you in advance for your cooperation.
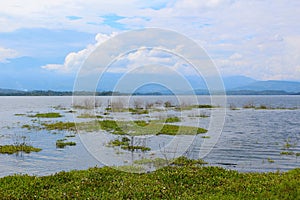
[0,0,299,90]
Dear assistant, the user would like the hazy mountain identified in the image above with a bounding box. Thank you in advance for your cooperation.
[233,80,300,93]
[222,76,257,90]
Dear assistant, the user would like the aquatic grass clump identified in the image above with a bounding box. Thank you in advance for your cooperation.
[280,151,295,155]
[157,124,179,135]
[14,113,26,116]
[108,137,130,147]
[99,120,126,135]
[165,117,181,123]
[134,120,149,127]
[77,113,103,119]
[28,112,63,118]
[0,145,41,154]
[56,139,76,148]
[129,108,149,115]
[42,121,76,131]
[156,124,208,135]
[121,145,151,152]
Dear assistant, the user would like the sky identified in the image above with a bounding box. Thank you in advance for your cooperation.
[0,0,300,91]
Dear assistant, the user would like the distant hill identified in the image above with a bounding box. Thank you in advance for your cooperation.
[0,88,23,94]
[233,80,300,93]
[222,76,257,90]
[1,76,300,95]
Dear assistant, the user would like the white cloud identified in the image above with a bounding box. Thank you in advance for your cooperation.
[2,0,300,80]
[42,32,117,72]
[0,47,18,62]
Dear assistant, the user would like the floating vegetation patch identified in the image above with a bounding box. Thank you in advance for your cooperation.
[176,104,217,111]
[56,139,76,148]
[28,112,63,118]
[121,145,151,152]
[14,113,26,116]
[129,108,149,115]
[42,121,76,131]
[134,120,149,127]
[165,117,181,123]
[108,137,150,152]
[201,135,211,139]
[0,145,41,154]
[77,113,103,119]
[108,137,130,147]
[280,151,295,155]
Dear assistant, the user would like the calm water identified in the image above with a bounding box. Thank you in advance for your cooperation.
[0,96,299,176]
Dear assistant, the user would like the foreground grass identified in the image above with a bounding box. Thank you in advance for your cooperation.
[0,163,298,199]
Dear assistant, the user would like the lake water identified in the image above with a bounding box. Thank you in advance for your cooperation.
[0,96,299,176]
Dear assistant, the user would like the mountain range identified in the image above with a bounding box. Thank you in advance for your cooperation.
[1,75,300,95]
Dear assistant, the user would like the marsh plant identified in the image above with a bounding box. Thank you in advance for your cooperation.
[0,135,41,155]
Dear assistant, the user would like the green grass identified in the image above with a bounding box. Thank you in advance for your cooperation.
[14,113,26,116]
[176,104,217,111]
[129,108,149,115]
[134,120,149,127]
[280,151,295,155]
[121,145,151,152]
[0,161,299,199]
[156,124,207,136]
[42,121,76,131]
[39,119,207,136]
[0,145,41,154]
[77,113,103,119]
[56,139,76,148]
[28,112,63,118]
[108,137,130,147]
[165,117,181,123]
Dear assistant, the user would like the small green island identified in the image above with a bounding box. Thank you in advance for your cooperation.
[0,145,41,154]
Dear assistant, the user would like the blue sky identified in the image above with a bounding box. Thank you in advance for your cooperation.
[0,0,300,91]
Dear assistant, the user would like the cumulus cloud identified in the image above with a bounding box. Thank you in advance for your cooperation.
[3,0,300,80]
[0,47,18,62]
[42,32,117,73]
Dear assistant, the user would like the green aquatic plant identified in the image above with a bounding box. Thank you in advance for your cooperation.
[280,151,295,155]
[129,108,149,115]
[14,113,26,116]
[0,145,41,154]
[165,117,181,123]
[134,120,149,127]
[1,158,298,199]
[108,137,130,147]
[28,112,63,118]
[42,121,76,131]
[56,139,76,148]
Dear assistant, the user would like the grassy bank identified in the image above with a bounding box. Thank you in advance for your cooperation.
[0,162,299,199]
